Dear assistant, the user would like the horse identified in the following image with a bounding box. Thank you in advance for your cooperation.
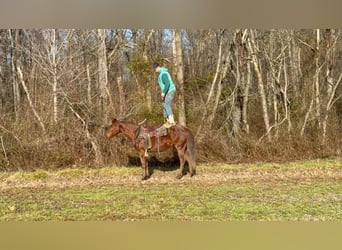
[105,118,196,180]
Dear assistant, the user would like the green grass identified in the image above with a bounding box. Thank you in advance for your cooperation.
[0,158,341,221]
[205,157,341,171]
[1,181,341,221]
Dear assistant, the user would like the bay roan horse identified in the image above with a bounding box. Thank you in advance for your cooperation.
[105,118,196,180]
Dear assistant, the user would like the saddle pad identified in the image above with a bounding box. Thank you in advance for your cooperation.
[142,126,168,150]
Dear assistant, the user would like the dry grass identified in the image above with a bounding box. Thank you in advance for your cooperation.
[1,158,341,221]
[0,158,341,190]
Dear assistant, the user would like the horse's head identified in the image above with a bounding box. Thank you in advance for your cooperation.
[105,118,121,138]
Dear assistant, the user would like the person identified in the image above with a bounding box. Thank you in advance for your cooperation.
[152,62,176,128]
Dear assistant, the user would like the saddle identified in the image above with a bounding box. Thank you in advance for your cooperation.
[135,119,169,156]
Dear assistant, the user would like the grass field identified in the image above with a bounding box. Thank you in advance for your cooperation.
[0,158,341,221]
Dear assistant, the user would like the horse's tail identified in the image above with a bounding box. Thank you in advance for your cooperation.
[185,130,196,176]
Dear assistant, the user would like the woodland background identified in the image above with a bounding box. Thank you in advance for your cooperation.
[0,29,341,170]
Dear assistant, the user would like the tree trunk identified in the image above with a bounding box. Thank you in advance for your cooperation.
[8,29,20,122]
[51,29,58,124]
[247,29,271,141]
[283,57,292,132]
[322,72,342,140]
[86,64,92,105]
[265,30,293,137]
[17,65,46,132]
[237,29,251,135]
[143,29,154,112]
[97,29,109,123]
[242,57,251,134]
[288,30,301,98]
[268,30,280,137]
[196,29,225,140]
[117,75,125,117]
[66,97,104,167]
[301,99,314,136]
[322,29,340,140]
[173,29,186,126]
[231,29,243,138]
[208,42,230,128]
[314,29,321,128]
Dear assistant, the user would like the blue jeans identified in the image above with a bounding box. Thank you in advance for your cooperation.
[162,90,175,118]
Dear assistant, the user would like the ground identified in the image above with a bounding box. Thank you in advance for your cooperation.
[0,158,341,221]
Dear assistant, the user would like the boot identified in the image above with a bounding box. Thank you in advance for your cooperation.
[162,117,169,128]
[163,115,175,128]
[168,114,176,126]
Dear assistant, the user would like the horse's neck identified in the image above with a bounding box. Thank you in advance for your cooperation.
[120,122,138,141]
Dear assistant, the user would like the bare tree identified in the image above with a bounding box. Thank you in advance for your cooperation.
[314,29,322,128]
[50,29,58,124]
[247,29,271,141]
[230,29,251,136]
[173,29,186,126]
[1,28,342,169]
[17,65,46,132]
[322,29,341,140]
[97,29,109,123]
[264,30,292,137]
[287,30,302,98]
[143,29,154,112]
[8,29,21,122]
[196,29,226,140]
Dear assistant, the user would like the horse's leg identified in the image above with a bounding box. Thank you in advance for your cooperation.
[175,145,186,179]
[139,151,149,180]
[184,134,196,177]
[185,149,195,177]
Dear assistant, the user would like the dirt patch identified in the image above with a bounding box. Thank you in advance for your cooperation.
[1,166,341,191]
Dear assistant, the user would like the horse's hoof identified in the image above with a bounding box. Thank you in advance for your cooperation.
[141,175,149,181]
[175,174,183,179]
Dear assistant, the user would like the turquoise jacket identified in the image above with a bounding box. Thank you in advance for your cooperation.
[158,67,176,94]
